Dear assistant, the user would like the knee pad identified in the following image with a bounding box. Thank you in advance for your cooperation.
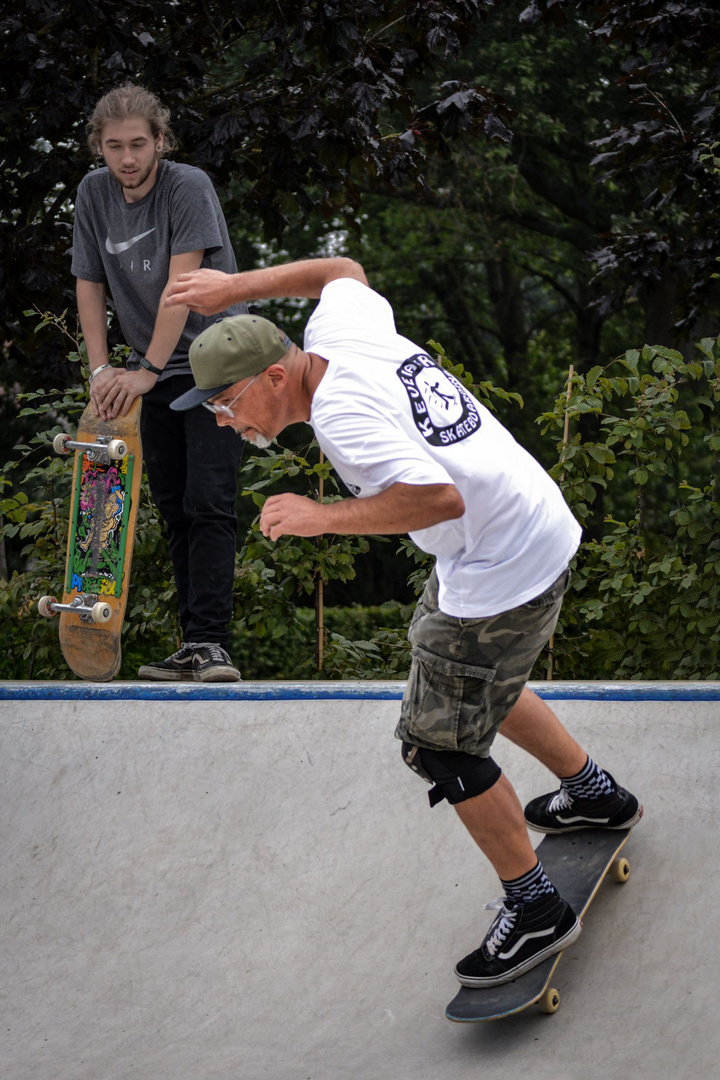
[401,742,501,808]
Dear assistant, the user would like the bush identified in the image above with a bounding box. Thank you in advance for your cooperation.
[229,602,414,679]
[538,339,720,680]
[2,316,719,682]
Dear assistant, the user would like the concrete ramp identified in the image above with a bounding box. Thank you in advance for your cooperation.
[1,681,718,1079]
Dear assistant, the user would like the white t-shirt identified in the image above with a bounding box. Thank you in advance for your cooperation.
[305,278,581,618]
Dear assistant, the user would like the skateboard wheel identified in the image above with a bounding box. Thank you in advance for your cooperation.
[610,856,631,883]
[91,601,113,624]
[538,987,560,1014]
[53,433,72,455]
[38,595,58,618]
[106,439,128,460]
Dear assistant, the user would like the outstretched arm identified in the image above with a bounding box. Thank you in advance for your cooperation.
[259,482,465,542]
[164,257,368,315]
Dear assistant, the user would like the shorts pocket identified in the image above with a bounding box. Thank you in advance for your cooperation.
[399,642,497,752]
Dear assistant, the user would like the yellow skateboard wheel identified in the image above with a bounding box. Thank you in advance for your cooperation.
[610,856,631,882]
[538,987,560,1014]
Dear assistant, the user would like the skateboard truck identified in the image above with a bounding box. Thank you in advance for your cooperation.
[38,593,112,624]
[53,432,128,464]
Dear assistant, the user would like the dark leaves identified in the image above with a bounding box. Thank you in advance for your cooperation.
[531,0,720,332]
[0,0,500,372]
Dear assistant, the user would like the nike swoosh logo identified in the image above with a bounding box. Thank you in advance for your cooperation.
[105,228,156,254]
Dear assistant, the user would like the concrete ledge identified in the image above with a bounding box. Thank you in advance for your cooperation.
[1,678,719,700]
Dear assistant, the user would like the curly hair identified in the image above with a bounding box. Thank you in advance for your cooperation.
[86,84,178,156]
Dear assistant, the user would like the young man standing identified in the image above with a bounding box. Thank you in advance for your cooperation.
[164,258,642,986]
[71,85,244,681]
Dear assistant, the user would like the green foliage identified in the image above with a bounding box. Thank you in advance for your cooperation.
[536,337,720,679]
[428,338,524,412]
[3,310,720,683]
[230,603,414,681]
[0,310,178,678]
[230,442,372,648]
[0,424,180,679]
[0,418,180,679]
[1,0,506,393]
[240,444,368,593]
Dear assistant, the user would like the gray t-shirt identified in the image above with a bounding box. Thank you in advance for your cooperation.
[71,159,245,377]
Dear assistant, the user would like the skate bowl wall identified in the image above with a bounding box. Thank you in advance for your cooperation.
[1,680,718,1080]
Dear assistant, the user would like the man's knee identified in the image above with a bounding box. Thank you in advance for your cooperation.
[401,741,502,808]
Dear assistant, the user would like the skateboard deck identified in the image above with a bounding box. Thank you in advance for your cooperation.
[38,398,142,681]
[445,827,633,1022]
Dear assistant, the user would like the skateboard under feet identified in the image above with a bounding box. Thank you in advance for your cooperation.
[445,827,634,1022]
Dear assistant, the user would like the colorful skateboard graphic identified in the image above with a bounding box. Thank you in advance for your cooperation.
[38,398,142,680]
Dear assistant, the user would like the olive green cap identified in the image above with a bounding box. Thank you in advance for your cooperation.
[171,314,292,411]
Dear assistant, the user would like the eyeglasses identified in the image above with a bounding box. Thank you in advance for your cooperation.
[202,375,259,418]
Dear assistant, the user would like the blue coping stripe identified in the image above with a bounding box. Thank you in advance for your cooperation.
[0,681,719,702]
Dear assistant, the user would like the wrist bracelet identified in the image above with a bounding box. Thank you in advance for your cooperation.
[139,356,164,376]
[88,364,112,384]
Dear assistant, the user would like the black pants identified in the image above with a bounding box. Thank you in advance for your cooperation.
[140,374,245,648]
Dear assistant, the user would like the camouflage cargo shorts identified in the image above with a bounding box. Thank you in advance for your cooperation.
[395,566,569,757]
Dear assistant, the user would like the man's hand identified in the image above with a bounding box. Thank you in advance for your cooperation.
[260,493,328,541]
[91,368,158,420]
[164,269,234,314]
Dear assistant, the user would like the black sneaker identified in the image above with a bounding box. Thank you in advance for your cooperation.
[455,893,581,988]
[190,642,241,683]
[525,779,643,834]
[138,643,196,681]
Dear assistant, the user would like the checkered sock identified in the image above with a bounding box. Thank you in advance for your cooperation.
[561,756,616,800]
[501,860,556,906]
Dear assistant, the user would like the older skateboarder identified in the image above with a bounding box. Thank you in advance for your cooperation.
[165,257,642,986]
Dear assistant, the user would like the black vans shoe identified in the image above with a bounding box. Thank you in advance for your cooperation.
[191,642,242,682]
[138,642,241,682]
[455,893,581,988]
[138,642,196,681]
[525,781,643,834]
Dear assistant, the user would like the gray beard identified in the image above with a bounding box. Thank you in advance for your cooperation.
[240,431,274,449]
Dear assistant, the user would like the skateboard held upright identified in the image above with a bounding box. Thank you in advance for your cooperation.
[38,398,143,681]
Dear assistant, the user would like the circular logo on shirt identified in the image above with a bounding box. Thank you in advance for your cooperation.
[396,353,481,446]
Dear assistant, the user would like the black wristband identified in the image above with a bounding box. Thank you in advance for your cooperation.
[139,356,164,376]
